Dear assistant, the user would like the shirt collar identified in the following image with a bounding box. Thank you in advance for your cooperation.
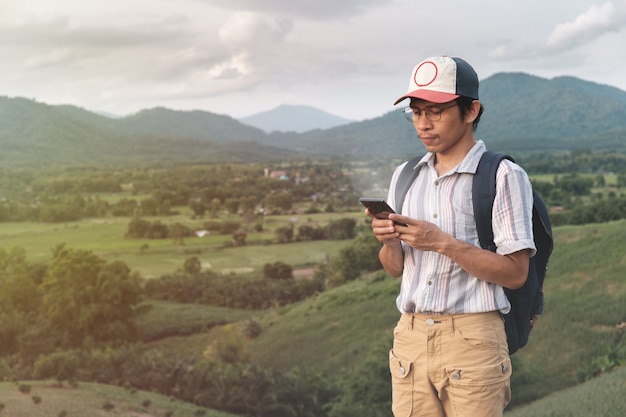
[415,140,486,175]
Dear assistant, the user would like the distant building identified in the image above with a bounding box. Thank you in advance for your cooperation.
[266,169,288,180]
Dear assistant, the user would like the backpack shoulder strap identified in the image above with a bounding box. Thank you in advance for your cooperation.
[473,150,514,252]
[394,155,423,214]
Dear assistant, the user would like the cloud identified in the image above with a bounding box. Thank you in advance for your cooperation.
[195,0,392,19]
[0,14,190,49]
[219,12,292,48]
[3,0,626,120]
[206,11,357,93]
[546,1,626,49]
[488,1,626,64]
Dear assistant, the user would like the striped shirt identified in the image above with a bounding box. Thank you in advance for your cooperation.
[387,141,536,315]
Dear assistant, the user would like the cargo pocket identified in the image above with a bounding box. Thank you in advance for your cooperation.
[389,349,413,417]
[447,357,511,386]
[446,358,512,412]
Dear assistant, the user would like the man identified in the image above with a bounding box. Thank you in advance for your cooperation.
[366,56,536,417]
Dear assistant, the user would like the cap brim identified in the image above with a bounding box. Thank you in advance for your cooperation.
[393,90,460,105]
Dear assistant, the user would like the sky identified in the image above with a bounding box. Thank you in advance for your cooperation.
[1,0,625,121]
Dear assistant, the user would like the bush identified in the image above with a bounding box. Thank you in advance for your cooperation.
[203,220,241,235]
[33,351,79,383]
[144,270,322,309]
[263,261,293,280]
[243,319,262,339]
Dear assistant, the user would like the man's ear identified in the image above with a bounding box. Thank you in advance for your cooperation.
[465,100,481,124]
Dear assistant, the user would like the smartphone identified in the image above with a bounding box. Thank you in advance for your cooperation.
[359,197,407,226]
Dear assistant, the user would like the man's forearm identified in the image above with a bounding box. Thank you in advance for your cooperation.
[436,236,530,289]
[379,241,404,278]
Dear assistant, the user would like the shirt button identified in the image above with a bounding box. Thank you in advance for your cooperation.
[427,281,433,286]
[433,213,438,219]
[434,180,439,186]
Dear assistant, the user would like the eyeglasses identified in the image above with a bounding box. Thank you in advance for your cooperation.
[402,102,458,122]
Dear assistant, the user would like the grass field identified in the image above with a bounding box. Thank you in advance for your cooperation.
[0,210,366,278]
[0,381,238,417]
[134,300,265,343]
[504,366,626,417]
[529,172,620,187]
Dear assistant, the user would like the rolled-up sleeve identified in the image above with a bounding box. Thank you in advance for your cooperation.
[492,160,537,257]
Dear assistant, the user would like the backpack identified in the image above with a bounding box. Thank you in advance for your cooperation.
[394,150,554,354]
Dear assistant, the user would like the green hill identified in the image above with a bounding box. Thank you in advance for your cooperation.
[504,366,626,417]
[1,73,626,168]
[0,381,238,417]
[237,220,626,409]
[0,97,295,168]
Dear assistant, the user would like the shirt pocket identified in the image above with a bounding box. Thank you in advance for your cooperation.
[452,191,477,242]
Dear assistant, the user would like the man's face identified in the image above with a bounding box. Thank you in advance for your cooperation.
[407,98,477,156]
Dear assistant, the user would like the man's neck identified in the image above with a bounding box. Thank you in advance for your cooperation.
[434,138,476,176]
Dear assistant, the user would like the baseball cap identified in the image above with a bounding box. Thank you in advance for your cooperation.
[393,56,479,105]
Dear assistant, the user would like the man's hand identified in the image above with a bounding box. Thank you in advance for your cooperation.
[388,213,444,252]
[365,208,401,244]
[365,208,404,277]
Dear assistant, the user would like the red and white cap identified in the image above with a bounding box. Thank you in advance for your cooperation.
[394,56,479,105]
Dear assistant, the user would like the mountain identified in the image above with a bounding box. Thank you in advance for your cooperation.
[265,74,626,160]
[0,98,295,168]
[117,107,269,144]
[240,104,353,133]
[1,73,626,168]
[479,73,626,149]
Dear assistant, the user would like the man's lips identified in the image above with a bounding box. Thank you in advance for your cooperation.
[419,135,437,144]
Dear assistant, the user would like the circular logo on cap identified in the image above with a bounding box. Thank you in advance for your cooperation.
[413,61,438,87]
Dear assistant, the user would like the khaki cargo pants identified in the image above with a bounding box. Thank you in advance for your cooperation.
[389,311,512,417]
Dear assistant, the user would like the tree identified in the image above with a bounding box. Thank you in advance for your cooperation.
[351,234,384,272]
[263,261,293,280]
[183,256,202,275]
[209,198,222,216]
[595,174,606,187]
[225,198,240,214]
[326,246,360,287]
[127,217,150,238]
[233,227,247,246]
[554,173,593,196]
[0,247,41,314]
[33,351,79,384]
[170,222,189,245]
[139,196,159,216]
[147,221,169,239]
[204,324,247,364]
[189,198,206,217]
[42,248,142,347]
[275,224,294,244]
[265,193,293,214]
[328,218,357,240]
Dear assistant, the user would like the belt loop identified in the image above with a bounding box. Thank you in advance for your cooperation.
[411,314,415,330]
